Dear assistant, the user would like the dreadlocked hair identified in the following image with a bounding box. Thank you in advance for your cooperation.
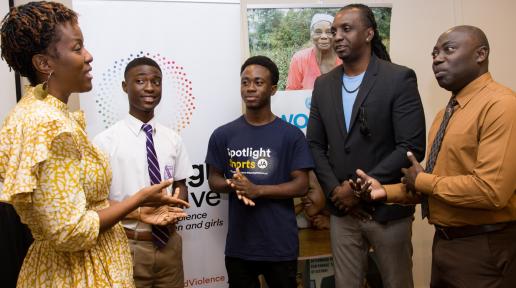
[340,4,391,62]
[0,1,77,85]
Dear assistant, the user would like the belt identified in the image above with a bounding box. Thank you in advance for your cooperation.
[124,228,153,241]
[435,222,512,240]
[124,225,175,242]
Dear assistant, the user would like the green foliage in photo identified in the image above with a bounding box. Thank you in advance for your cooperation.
[247,7,392,90]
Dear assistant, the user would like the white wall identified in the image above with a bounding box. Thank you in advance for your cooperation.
[0,1,16,122]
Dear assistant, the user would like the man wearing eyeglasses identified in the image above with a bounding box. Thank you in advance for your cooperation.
[306,4,425,287]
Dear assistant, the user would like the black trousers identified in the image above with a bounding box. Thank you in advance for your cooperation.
[431,222,516,288]
[0,203,33,288]
[225,256,297,288]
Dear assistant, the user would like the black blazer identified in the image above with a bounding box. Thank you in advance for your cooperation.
[307,55,426,221]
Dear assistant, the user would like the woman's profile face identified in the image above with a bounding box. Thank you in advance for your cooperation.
[47,21,93,94]
[311,21,333,52]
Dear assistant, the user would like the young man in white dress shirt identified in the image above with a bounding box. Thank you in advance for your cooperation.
[94,57,193,288]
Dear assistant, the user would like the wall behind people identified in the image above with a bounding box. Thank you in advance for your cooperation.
[0,1,16,121]
[239,1,516,288]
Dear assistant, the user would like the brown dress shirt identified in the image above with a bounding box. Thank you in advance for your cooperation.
[385,72,516,227]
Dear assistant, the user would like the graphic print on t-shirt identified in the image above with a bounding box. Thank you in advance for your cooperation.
[205,116,315,261]
[227,147,274,176]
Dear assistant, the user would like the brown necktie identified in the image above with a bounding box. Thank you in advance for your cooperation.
[421,96,458,218]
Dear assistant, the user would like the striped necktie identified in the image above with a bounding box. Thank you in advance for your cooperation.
[421,96,458,218]
[142,123,169,248]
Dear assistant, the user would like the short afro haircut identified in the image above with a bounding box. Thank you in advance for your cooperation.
[124,57,162,79]
[240,55,279,86]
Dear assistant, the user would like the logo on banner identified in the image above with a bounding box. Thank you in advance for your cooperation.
[93,51,196,132]
[277,95,311,130]
[281,113,308,129]
[305,96,311,110]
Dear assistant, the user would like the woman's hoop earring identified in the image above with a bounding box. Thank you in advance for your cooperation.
[43,71,53,91]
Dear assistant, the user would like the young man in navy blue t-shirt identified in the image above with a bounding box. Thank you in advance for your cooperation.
[206,56,314,288]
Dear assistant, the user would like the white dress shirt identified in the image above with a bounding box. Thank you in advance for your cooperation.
[94,114,193,231]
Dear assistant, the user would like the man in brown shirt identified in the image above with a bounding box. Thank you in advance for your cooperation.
[355,26,516,287]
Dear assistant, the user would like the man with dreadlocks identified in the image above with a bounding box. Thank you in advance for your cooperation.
[307,4,425,287]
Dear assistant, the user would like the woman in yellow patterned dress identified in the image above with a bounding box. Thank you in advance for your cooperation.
[0,2,189,287]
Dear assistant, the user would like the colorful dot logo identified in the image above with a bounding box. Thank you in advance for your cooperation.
[94,51,196,132]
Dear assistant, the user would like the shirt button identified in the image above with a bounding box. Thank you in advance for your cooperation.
[345,147,351,154]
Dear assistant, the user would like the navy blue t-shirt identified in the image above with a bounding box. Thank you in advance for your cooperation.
[205,115,314,261]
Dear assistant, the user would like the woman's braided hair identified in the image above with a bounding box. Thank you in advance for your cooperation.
[1,1,77,85]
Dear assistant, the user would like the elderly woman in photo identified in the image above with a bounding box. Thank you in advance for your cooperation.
[286,13,342,90]
[0,2,187,287]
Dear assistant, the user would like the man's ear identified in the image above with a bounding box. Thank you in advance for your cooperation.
[122,80,127,93]
[476,45,489,64]
[32,54,53,75]
[271,84,278,96]
[366,28,374,43]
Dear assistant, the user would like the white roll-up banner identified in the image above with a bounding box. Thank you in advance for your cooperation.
[74,1,241,287]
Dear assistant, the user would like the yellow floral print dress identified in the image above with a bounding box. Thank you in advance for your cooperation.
[0,85,134,287]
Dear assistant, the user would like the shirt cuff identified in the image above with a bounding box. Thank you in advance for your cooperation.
[415,172,436,195]
[385,183,405,202]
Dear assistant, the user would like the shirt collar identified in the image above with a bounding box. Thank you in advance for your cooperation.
[455,72,493,108]
[125,114,157,136]
[29,84,69,113]
[45,95,69,113]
